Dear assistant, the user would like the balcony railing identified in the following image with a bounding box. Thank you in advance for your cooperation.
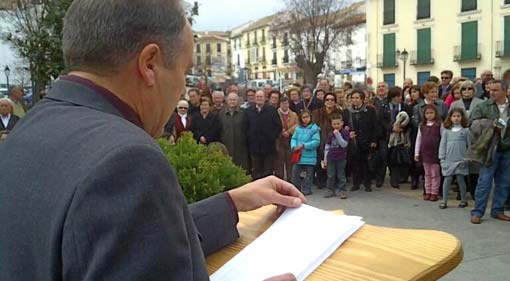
[496,41,510,58]
[260,38,266,45]
[453,44,482,62]
[341,60,353,69]
[377,54,398,68]
[409,49,435,65]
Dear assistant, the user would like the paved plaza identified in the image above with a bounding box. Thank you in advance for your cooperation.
[304,183,510,281]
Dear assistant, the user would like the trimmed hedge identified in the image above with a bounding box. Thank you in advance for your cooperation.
[158,132,251,203]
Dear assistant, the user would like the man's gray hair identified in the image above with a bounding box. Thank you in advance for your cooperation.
[63,0,186,74]
[490,80,509,92]
[212,91,225,98]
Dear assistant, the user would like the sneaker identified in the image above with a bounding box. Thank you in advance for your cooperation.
[339,191,348,199]
[439,202,447,209]
[323,190,336,198]
[458,201,468,208]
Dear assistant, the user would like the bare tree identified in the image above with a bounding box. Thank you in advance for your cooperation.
[272,0,363,85]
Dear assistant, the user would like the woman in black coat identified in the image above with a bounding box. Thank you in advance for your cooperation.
[347,89,377,192]
[191,97,221,145]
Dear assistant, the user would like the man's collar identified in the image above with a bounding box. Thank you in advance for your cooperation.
[48,75,143,128]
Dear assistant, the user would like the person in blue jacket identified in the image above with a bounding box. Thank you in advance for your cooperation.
[291,110,321,195]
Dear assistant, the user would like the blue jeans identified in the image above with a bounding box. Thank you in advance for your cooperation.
[292,164,314,194]
[471,150,510,218]
[327,159,347,192]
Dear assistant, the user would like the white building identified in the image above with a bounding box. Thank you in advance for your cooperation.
[367,0,510,87]
[230,21,253,81]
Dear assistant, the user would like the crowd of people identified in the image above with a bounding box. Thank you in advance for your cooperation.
[166,68,510,224]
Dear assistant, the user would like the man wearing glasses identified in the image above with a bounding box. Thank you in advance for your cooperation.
[439,70,453,99]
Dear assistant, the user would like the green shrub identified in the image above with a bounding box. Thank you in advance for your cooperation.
[158,132,251,203]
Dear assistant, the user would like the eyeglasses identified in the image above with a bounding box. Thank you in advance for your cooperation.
[441,77,451,80]
[325,98,335,101]
[461,87,473,91]
[178,107,188,110]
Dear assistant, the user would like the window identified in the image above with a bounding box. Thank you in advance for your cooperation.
[196,56,201,65]
[283,50,289,63]
[217,43,221,53]
[417,72,430,86]
[461,0,476,12]
[206,44,211,53]
[206,55,211,65]
[384,73,395,87]
[196,44,201,53]
[254,31,257,42]
[272,37,277,48]
[417,0,430,20]
[237,54,240,66]
[461,21,478,60]
[505,16,510,56]
[272,52,277,65]
[506,0,510,5]
[262,30,265,42]
[283,33,289,46]
[461,68,476,81]
[417,28,432,64]
[383,33,396,67]
[383,0,395,25]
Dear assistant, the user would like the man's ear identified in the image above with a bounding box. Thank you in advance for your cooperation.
[137,43,162,87]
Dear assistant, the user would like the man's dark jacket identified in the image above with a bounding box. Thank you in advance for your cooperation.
[244,104,282,155]
[0,78,239,281]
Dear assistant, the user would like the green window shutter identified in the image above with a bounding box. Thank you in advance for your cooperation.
[505,16,510,56]
[383,33,396,67]
[417,0,431,20]
[461,0,477,12]
[417,28,431,64]
[461,21,478,60]
[383,0,395,25]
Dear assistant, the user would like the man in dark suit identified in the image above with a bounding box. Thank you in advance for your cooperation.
[245,90,283,180]
[0,1,304,280]
[0,98,19,131]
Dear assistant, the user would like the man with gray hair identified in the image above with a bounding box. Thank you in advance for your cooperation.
[0,1,304,280]
[212,90,225,112]
[8,85,27,118]
[0,98,19,131]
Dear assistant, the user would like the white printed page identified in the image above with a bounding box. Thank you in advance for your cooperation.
[210,204,364,281]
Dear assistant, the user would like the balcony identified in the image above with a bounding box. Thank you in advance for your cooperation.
[409,50,435,65]
[340,60,353,69]
[453,44,482,62]
[259,56,266,65]
[377,54,398,68]
[496,41,510,58]
[260,38,266,45]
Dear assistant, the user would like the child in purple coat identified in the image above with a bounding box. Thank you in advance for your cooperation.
[323,114,350,199]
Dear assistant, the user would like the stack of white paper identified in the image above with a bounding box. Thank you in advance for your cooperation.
[210,204,364,281]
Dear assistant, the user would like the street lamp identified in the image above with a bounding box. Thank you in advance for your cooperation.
[397,49,408,86]
[4,65,10,91]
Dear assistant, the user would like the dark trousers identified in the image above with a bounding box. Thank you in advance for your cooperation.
[352,150,371,189]
[275,140,292,181]
[389,165,409,187]
[374,140,388,186]
[467,173,479,199]
[314,155,327,189]
[251,153,274,180]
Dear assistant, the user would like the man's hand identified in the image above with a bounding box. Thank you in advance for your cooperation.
[282,131,290,138]
[349,131,356,139]
[228,176,306,214]
[393,125,402,133]
[370,142,377,148]
[263,273,297,281]
[414,155,420,162]
[200,136,207,144]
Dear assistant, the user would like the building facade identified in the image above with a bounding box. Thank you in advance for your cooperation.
[192,31,232,80]
[367,0,510,87]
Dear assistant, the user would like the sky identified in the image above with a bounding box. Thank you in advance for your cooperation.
[192,0,285,31]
